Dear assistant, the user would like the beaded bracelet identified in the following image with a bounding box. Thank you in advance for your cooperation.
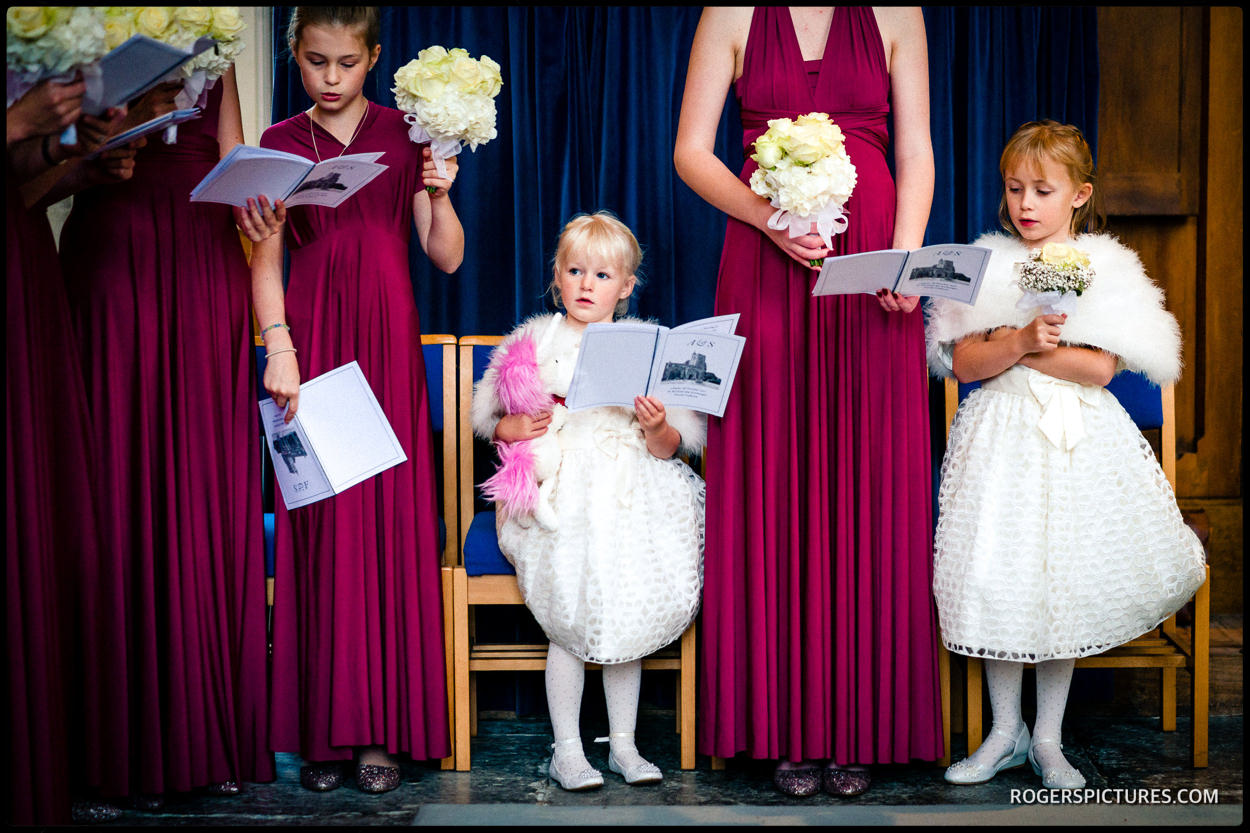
[265,347,297,358]
[260,322,290,338]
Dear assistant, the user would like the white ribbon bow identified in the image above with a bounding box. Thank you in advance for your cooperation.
[767,201,850,249]
[1017,289,1080,316]
[1027,373,1100,451]
[402,114,462,177]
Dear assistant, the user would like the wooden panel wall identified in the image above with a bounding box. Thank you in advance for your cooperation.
[1096,7,1243,613]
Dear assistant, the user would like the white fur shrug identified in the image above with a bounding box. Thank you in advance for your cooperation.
[924,232,1184,386]
[470,312,708,456]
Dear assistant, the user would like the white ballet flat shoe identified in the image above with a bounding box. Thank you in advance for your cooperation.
[548,738,603,791]
[1028,738,1085,789]
[598,732,663,785]
[944,722,1030,785]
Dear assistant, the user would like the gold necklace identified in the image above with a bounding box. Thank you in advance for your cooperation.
[309,98,368,162]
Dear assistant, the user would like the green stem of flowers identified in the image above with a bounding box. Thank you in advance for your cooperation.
[426,185,437,195]
[809,258,825,269]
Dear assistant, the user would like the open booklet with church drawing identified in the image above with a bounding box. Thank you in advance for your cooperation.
[565,314,745,418]
[190,144,387,209]
[812,243,992,306]
[259,361,406,510]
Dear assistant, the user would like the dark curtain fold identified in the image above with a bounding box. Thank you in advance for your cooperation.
[269,6,1098,715]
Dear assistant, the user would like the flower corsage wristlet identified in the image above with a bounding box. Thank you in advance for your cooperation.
[392,46,502,194]
[748,112,857,267]
[1014,242,1095,316]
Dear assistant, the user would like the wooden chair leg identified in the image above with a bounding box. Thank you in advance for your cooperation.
[938,643,951,766]
[711,756,726,771]
[440,567,455,770]
[679,623,696,770]
[967,656,984,755]
[1193,566,1210,768]
[452,567,471,771]
[1161,667,1177,731]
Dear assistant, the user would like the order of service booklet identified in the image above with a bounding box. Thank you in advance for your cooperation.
[259,361,406,510]
[190,144,387,208]
[811,244,992,306]
[84,34,215,116]
[564,314,746,418]
[90,108,203,156]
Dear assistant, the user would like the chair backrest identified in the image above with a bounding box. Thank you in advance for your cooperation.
[944,369,1176,487]
[457,336,505,562]
[422,334,458,566]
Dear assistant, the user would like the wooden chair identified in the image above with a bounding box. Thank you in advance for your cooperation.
[450,334,698,772]
[944,374,1210,768]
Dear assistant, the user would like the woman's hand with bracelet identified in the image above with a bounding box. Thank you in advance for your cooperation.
[261,325,301,423]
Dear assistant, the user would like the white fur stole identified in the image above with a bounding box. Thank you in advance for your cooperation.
[924,232,1183,386]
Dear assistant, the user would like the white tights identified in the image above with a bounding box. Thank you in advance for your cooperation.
[545,642,650,771]
[967,658,1077,773]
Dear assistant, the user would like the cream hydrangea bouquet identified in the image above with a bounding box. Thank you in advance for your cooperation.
[6,6,108,106]
[748,112,857,267]
[102,6,247,142]
[392,45,502,192]
[1014,242,1095,315]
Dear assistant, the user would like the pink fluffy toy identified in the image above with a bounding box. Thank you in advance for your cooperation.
[480,334,564,528]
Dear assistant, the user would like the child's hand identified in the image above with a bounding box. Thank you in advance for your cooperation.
[635,395,669,436]
[1014,313,1066,354]
[495,411,552,443]
[421,147,458,197]
[234,196,287,242]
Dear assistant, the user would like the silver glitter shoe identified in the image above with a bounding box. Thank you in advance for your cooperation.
[548,737,603,791]
[1029,738,1086,789]
[600,732,662,785]
[944,722,1030,785]
[356,763,401,794]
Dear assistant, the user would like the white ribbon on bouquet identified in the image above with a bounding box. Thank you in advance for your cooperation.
[766,200,850,249]
[402,114,462,179]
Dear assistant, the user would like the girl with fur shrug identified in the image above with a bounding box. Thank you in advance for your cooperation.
[471,213,705,792]
[928,122,1205,791]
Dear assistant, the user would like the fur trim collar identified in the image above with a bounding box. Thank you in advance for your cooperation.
[924,233,1183,385]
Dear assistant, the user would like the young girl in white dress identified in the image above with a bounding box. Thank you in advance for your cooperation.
[471,212,706,791]
[925,121,1206,789]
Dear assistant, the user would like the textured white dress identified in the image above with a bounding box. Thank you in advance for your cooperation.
[472,313,706,665]
[926,233,1206,662]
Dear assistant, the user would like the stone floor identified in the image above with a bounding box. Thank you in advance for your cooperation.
[85,618,1243,827]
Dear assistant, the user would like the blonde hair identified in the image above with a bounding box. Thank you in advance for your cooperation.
[548,211,644,317]
[287,6,380,55]
[998,120,1105,236]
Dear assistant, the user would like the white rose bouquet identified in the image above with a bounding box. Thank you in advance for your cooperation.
[392,45,502,192]
[1014,242,1095,316]
[6,6,108,107]
[748,112,857,267]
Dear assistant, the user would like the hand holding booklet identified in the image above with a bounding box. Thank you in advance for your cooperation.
[259,361,406,510]
[89,108,203,157]
[564,314,745,418]
[190,145,388,208]
[812,244,992,306]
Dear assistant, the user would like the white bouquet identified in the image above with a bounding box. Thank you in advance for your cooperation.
[392,45,502,191]
[1014,242,1095,315]
[103,6,247,141]
[6,6,108,107]
[748,112,857,267]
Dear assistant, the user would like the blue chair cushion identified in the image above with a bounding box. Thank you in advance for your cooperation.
[464,510,515,576]
[958,370,1161,430]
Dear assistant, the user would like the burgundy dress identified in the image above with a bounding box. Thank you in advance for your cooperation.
[59,82,274,795]
[698,7,944,764]
[6,161,84,825]
[261,102,450,763]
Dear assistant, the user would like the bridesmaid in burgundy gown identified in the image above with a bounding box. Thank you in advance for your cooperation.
[252,8,460,794]
[58,67,278,802]
[675,7,943,796]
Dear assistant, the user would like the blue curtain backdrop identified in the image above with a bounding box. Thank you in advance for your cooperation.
[268,6,1098,715]
[270,6,1096,337]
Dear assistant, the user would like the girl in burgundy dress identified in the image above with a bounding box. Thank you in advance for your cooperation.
[674,7,943,797]
[252,7,462,794]
[59,62,281,807]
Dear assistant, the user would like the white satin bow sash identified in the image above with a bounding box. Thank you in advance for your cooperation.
[767,201,849,249]
[1027,373,1101,451]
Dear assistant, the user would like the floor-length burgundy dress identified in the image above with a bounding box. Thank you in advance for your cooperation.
[698,7,944,765]
[6,160,85,825]
[58,82,274,795]
[261,101,450,764]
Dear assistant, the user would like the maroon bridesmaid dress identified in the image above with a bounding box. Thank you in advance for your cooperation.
[58,81,274,795]
[260,101,450,764]
[6,159,87,825]
[698,7,944,765]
